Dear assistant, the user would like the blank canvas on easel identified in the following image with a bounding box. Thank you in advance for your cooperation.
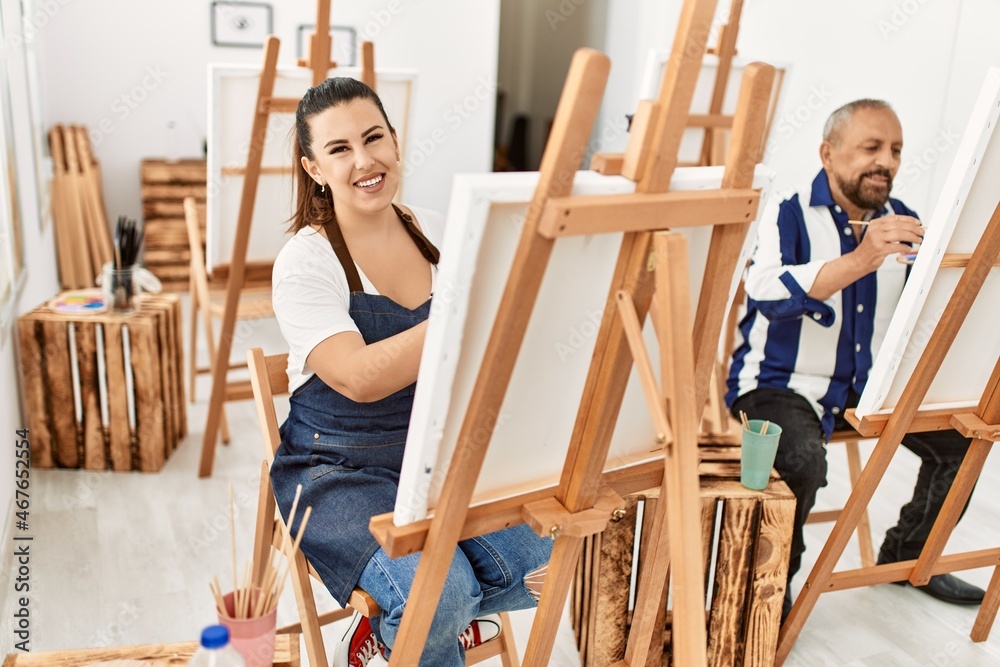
[858,66,1000,418]
[394,165,775,526]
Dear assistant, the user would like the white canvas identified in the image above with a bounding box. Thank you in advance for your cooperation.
[206,65,416,271]
[857,67,1000,417]
[394,165,775,525]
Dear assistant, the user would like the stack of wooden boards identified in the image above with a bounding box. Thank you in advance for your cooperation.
[48,125,114,289]
[140,158,207,292]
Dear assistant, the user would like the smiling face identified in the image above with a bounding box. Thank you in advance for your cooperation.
[820,106,903,216]
[300,98,400,218]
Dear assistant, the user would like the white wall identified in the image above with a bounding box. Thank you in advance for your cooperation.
[39,0,501,219]
[0,0,61,540]
[599,0,1000,217]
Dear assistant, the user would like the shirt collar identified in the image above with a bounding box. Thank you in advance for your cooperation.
[809,169,836,208]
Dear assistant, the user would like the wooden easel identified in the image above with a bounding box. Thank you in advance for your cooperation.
[198,0,376,476]
[774,200,1000,664]
[591,0,783,442]
[361,1,775,664]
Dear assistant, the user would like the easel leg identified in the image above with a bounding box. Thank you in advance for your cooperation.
[973,563,1000,642]
[522,536,584,665]
[910,438,992,585]
[844,440,875,568]
[198,37,281,476]
[619,233,708,667]
[775,434,900,665]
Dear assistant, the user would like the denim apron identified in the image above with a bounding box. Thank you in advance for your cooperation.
[270,204,439,605]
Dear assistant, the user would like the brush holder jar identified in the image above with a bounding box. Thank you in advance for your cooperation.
[101,263,141,314]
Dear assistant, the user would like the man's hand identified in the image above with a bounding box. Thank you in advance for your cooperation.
[808,214,923,301]
[852,214,924,273]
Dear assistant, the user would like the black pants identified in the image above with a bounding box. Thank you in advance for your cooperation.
[731,387,972,586]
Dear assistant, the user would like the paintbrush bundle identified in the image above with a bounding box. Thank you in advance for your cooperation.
[49,125,115,289]
[210,483,312,621]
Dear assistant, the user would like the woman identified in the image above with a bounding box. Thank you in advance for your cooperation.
[270,77,552,667]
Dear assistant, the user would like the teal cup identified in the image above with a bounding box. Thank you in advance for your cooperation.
[741,419,782,490]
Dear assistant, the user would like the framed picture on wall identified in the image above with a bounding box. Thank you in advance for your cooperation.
[211,1,272,48]
[296,24,357,67]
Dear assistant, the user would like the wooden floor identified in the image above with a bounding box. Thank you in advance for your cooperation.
[2,295,999,665]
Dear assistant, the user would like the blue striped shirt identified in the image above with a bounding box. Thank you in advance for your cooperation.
[726,170,916,437]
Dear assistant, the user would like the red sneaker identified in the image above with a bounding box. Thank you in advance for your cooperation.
[333,612,387,667]
[459,613,502,650]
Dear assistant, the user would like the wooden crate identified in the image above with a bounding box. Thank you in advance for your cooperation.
[141,158,207,292]
[17,294,186,472]
[2,632,300,666]
[572,446,795,667]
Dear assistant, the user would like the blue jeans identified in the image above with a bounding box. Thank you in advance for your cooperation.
[358,523,552,666]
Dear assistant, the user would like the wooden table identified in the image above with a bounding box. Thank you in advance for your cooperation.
[571,445,795,667]
[2,632,299,666]
[17,294,186,472]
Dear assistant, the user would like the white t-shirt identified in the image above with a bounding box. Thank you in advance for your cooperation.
[272,205,444,393]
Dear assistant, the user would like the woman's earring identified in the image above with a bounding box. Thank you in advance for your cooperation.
[321,183,325,194]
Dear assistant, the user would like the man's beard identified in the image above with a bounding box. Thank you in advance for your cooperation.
[837,168,894,211]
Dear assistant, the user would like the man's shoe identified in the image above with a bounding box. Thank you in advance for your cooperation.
[459,613,502,650]
[333,612,388,667]
[892,573,985,605]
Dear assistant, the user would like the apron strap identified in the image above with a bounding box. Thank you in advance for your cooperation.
[393,204,440,265]
[322,204,440,294]
[322,214,365,293]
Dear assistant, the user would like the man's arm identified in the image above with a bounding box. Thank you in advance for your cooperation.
[807,214,923,301]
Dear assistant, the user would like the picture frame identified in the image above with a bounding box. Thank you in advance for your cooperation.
[211,1,272,48]
[296,24,357,67]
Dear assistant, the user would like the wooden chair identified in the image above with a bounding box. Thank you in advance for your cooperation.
[183,197,274,443]
[246,347,521,667]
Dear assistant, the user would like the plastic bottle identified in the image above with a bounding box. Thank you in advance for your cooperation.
[189,625,246,666]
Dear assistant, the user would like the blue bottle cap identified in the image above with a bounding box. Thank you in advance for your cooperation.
[200,624,230,648]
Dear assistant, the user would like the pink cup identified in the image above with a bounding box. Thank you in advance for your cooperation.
[219,590,277,667]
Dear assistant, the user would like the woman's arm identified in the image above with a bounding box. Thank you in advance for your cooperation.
[306,320,428,403]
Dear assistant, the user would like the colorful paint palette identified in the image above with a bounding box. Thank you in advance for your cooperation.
[47,289,109,314]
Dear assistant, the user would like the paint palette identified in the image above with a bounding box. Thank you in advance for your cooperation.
[47,289,108,314]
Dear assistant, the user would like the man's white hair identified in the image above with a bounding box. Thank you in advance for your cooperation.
[823,99,894,144]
